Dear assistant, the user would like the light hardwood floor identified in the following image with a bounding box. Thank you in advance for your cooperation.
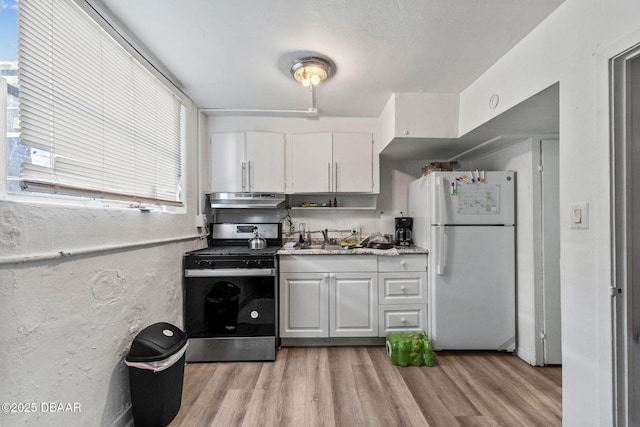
[170,346,561,427]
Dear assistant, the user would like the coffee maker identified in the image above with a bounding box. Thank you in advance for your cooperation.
[395,216,413,246]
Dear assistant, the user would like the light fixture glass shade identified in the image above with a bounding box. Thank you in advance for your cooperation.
[290,57,331,90]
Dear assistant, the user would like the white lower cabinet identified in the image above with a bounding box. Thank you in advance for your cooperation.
[279,272,329,337]
[377,254,428,337]
[279,256,378,338]
[330,273,378,337]
[279,254,427,339]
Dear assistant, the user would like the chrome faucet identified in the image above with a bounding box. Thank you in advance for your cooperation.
[321,229,329,247]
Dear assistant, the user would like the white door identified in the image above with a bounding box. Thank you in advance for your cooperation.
[430,225,515,350]
[332,133,373,193]
[431,171,515,225]
[245,131,285,193]
[330,272,378,337]
[210,132,245,192]
[289,133,332,193]
[612,43,640,426]
[279,273,329,338]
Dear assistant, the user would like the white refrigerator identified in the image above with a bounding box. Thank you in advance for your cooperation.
[408,171,516,351]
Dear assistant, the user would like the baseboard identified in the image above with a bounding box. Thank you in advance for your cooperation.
[280,337,386,347]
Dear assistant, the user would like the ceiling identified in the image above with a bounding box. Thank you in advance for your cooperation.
[99,0,565,119]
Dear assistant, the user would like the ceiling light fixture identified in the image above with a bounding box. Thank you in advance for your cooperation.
[290,57,332,91]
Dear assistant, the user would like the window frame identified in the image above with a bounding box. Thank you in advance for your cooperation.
[2,0,192,212]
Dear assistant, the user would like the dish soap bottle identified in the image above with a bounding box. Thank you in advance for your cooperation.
[298,223,305,246]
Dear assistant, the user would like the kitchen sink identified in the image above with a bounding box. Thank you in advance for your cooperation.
[299,244,344,251]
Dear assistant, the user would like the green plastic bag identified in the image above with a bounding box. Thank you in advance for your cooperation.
[385,331,434,367]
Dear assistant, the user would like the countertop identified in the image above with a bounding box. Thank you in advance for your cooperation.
[277,245,428,256]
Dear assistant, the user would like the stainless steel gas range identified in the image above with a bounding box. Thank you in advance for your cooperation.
[183,223,281,362]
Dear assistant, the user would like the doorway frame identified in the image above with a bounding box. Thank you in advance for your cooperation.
[538,138,561,365]
[611,41,640,427]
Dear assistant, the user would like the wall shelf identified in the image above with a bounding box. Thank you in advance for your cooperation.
[287,194,378,212]
[289,206,376,211]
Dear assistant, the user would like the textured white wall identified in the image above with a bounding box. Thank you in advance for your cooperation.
[0,240,201,426]
[459,0,640,424]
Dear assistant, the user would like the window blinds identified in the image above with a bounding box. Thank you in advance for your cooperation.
[17,0,183,206]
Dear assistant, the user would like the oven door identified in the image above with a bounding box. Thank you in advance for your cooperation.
[184,268,276,338]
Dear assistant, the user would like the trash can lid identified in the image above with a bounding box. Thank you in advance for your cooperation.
[126,322,188,363]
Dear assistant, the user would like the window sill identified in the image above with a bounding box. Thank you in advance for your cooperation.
[1,191,187,215]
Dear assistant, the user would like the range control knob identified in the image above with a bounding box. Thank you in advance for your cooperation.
[197,259,213,268]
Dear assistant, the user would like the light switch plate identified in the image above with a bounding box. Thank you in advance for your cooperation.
[570,202,589,230]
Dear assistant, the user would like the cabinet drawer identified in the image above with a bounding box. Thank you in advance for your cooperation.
[279,255,377,273]
[378,272,427,304]
[378,254,427,272]
[378,304,427,336]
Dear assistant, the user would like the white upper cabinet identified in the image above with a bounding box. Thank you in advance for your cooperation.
[332,132,373,193]
[288,133,333,193]
[288,132,374,193]
[377,93,458,154]
[245,132,285,192]
[210,131,285,193]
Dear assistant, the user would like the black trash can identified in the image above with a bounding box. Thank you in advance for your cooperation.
[125,322,188,427]
[206,281,241,334]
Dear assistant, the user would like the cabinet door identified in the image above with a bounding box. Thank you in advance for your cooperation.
[245,131,285,193]
[280,273,329,338]
[330,272,378,337]
[332,133,373,193]
[210,132,245,192]
[289,133,333,193]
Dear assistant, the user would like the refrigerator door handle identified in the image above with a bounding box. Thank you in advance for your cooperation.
[435,176,442,224]
[436,226,446,275]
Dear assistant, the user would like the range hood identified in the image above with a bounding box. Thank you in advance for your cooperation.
[208,192,287,209]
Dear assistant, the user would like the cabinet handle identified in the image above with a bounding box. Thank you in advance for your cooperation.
[328,163,332,192]
[334,162,338,192]
[400,318,407,323]
[400,261,406,267]
[247,160,252,191]
[400,286,407,292]
[241,161,246,191]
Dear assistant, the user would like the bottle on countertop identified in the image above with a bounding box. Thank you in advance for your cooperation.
[298,223,305,246]
[333,197,337,207]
